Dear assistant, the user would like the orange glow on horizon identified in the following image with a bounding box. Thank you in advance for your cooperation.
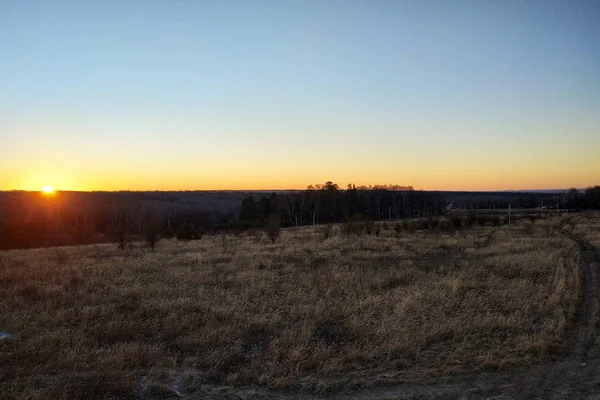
[3,159,598,193]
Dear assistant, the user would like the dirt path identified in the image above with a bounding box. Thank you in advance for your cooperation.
[501,231,599,400]
[193,229,600,400]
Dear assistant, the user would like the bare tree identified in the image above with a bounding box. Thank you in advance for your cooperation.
[143,210,162,251]
[110,208,129,251]
[134,206,145,235]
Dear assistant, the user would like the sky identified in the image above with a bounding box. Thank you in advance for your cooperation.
[1,0,599,191]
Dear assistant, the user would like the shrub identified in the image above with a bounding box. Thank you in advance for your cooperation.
[342,214,365,236]
[354,222,364,236]
[393,222,402,237]
[365,219,375,235]
[176,222,202,241]
[478,216,488,226]
[143,211,162,251]
[321,223,334,240]
[374,224,382,237]
[466,212,477,228]
[110,228,128,251]
[449,216,463,229]
[163,221,176,239]
[110,226,129,251]
[438,218,450,231]
[264,213,281,243]
[415,219,429,230]
[109,209,129,251]
[427,218,438,230]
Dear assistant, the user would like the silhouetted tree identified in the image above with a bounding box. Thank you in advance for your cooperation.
[143,210,162,251]
[163,217,176,239]
[239,196,259,226]
[109,208,129,251]
[584,186,600,209]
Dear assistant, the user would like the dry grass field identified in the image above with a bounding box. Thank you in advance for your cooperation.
[0,214,595,399]
[572,212,600,249]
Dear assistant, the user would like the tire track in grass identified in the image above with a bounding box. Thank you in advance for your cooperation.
[145,221,600,399]
[507,230,599,399]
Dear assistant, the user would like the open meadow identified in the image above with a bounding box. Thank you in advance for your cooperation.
[1,214,599,399]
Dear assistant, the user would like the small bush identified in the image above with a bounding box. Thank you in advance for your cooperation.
[176,222,203,241]
[374,224,382,237]
[415,219,429,230]
[342,214,365,236]
[110,230,127,251]
[321,223,334,240]
[109,209,129,251]
[449,216,463,229]
[163,223,176,239]
[143,212,162,251]
[364,219,375,235]
[393,222,402,237]
[438,219,450,231]
[466,212,477,228]
[427,218,439,230]
[264,213,281,243]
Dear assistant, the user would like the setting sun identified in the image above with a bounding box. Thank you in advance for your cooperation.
[40,185,55,194]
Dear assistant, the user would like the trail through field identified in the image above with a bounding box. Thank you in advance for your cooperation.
[192,229,600,400]
[500,231,600,400]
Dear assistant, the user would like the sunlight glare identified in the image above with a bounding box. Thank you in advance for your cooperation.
[41,185,55,194]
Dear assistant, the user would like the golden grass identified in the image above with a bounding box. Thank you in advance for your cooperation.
[0,217,585,398]
[571,212,600,249]
[569,212,600,358]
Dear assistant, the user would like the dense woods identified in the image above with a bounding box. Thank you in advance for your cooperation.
[0,184,599,250]
[238,183,600,228]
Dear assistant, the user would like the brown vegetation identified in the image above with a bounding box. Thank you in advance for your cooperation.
[0,215,593,398]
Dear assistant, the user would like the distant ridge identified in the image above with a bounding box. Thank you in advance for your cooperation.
[502,189,585,194]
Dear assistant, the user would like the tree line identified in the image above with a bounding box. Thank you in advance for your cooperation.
[238,182,446,228]
[237,183,600,228]
[0,184,598,250]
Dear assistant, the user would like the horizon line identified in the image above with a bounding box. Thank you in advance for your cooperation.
[1,187,594,194]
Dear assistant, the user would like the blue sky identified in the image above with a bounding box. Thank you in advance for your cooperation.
[1,0,599,190]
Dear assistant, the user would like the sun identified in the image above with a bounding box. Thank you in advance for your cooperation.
[40,185,55,194]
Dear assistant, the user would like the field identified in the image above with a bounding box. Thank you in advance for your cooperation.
[1,214,599,399]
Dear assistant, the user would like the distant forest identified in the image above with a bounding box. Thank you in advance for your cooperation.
[0,183,599,250]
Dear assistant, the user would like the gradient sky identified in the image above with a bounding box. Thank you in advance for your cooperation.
[1,0,599,191]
